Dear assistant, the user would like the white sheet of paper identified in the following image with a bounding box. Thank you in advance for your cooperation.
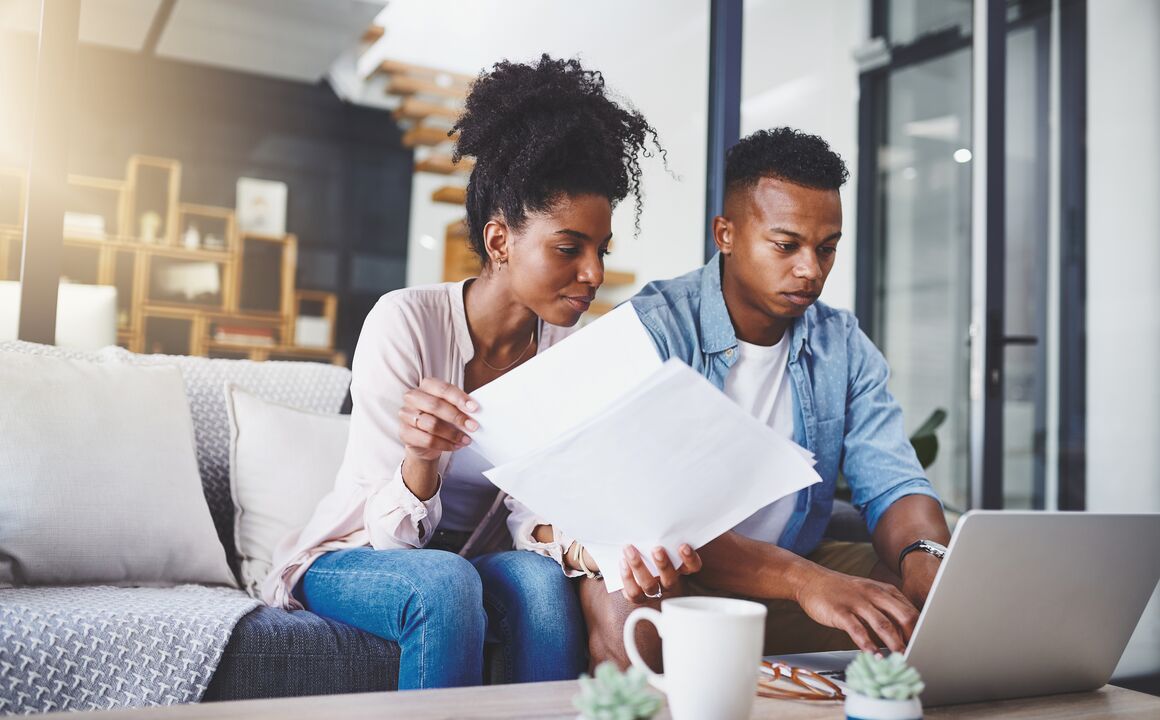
[484,359,821,592]
[468,303,662,466]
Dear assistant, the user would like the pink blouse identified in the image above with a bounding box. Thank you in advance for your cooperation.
[262,280,583,610]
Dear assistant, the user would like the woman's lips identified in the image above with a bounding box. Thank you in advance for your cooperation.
[565,296,593,312]
[781,292,818,307]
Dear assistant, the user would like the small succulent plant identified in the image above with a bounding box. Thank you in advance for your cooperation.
[844,652,926,701]
[573,661,663,720]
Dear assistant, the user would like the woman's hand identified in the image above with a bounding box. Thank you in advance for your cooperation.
[398,378,478,498]
[619,544,702,604]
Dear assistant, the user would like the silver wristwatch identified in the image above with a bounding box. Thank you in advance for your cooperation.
[898,539,948,568]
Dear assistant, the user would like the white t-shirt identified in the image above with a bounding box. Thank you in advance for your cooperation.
[724,334,798,545]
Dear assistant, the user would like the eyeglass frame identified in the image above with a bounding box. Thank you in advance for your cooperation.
[756,660,846,701]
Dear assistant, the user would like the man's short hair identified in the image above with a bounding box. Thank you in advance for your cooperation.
[724,127,849,197]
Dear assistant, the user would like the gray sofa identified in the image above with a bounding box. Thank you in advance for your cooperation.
[1,341,410,707]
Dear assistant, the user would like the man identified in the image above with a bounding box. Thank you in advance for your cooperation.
[582,127,952,666]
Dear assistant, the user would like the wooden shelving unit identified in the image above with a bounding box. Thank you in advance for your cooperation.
[0,160,344,365]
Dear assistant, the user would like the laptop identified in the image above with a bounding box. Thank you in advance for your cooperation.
[768,511,1160,707]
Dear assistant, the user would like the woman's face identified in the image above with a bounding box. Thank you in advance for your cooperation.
[503,193,612,327]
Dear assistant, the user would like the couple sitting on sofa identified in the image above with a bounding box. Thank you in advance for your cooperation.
[261,55,951,690]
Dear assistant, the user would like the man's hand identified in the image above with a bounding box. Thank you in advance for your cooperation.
[795,565,919,653]
[899,551,941,609]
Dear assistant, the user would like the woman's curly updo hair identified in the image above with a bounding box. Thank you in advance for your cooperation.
[451,54,662,265]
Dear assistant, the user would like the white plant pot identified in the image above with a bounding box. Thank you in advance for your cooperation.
[844,692,923,720]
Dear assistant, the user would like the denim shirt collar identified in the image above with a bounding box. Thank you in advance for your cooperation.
[698,253,813,362]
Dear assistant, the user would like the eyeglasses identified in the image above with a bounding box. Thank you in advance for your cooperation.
[756,660,845,701]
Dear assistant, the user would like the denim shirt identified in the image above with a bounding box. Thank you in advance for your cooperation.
[629,254,941,557]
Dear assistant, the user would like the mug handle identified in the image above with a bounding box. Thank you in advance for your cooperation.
[623,607,666,693]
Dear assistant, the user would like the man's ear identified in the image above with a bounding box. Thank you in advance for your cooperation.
[483,218,510,265]
[713,215,733,255]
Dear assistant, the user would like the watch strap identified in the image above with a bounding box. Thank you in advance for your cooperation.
[898,539,947,569]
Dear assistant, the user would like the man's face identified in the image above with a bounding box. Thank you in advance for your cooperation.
[716,176,842,343]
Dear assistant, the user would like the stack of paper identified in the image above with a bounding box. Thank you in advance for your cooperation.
[469,304,820,592]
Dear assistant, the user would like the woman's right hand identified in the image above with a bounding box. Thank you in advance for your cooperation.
[399,378,479,461]
[620,544,703,604]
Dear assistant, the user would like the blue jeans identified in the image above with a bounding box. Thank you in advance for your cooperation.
[301,548,586,689]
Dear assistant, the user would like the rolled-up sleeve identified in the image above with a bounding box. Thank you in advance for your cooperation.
[506,495,585,577]
[841,318,942,534]
[364,465,442,549]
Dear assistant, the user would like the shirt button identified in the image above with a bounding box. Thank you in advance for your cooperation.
[725,348,734,358]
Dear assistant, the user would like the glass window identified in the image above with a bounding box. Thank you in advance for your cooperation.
[886,0,972,46]
[0,10,38,337]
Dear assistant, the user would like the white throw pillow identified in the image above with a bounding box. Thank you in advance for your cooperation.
[224,383,349,596]
[0,352,236,587]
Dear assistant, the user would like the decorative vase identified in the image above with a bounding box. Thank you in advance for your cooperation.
[845,692,923,720]
[183,224,201,250]
[140,211,162,244]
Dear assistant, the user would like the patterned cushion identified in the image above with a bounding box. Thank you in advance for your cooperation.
[0,341,351,575]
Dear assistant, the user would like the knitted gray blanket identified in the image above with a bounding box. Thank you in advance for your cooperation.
[0,585,258,715]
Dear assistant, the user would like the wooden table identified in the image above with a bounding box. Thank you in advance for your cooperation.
[44,682,1160,719]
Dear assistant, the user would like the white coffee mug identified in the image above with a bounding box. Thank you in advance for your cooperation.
[623,596,767,720]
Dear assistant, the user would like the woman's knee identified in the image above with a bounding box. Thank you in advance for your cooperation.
[304,548,484,629]
[476,552,577,617]
[411,550,485,615]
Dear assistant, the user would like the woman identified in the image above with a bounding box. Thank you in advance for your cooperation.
[262,55,693,689]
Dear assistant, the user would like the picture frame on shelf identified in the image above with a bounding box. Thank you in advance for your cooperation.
[236,177,288,236]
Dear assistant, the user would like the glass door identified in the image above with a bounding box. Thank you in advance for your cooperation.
[858,0,1061,512]
[871,48,974,512]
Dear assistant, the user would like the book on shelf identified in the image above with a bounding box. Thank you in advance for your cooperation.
[214,325,276,346]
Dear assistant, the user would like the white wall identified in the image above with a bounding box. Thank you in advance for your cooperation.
[1086,0,1160,679]
[741,0,867,311]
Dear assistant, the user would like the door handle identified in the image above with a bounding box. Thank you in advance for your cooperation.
[1001,335,1038,346]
